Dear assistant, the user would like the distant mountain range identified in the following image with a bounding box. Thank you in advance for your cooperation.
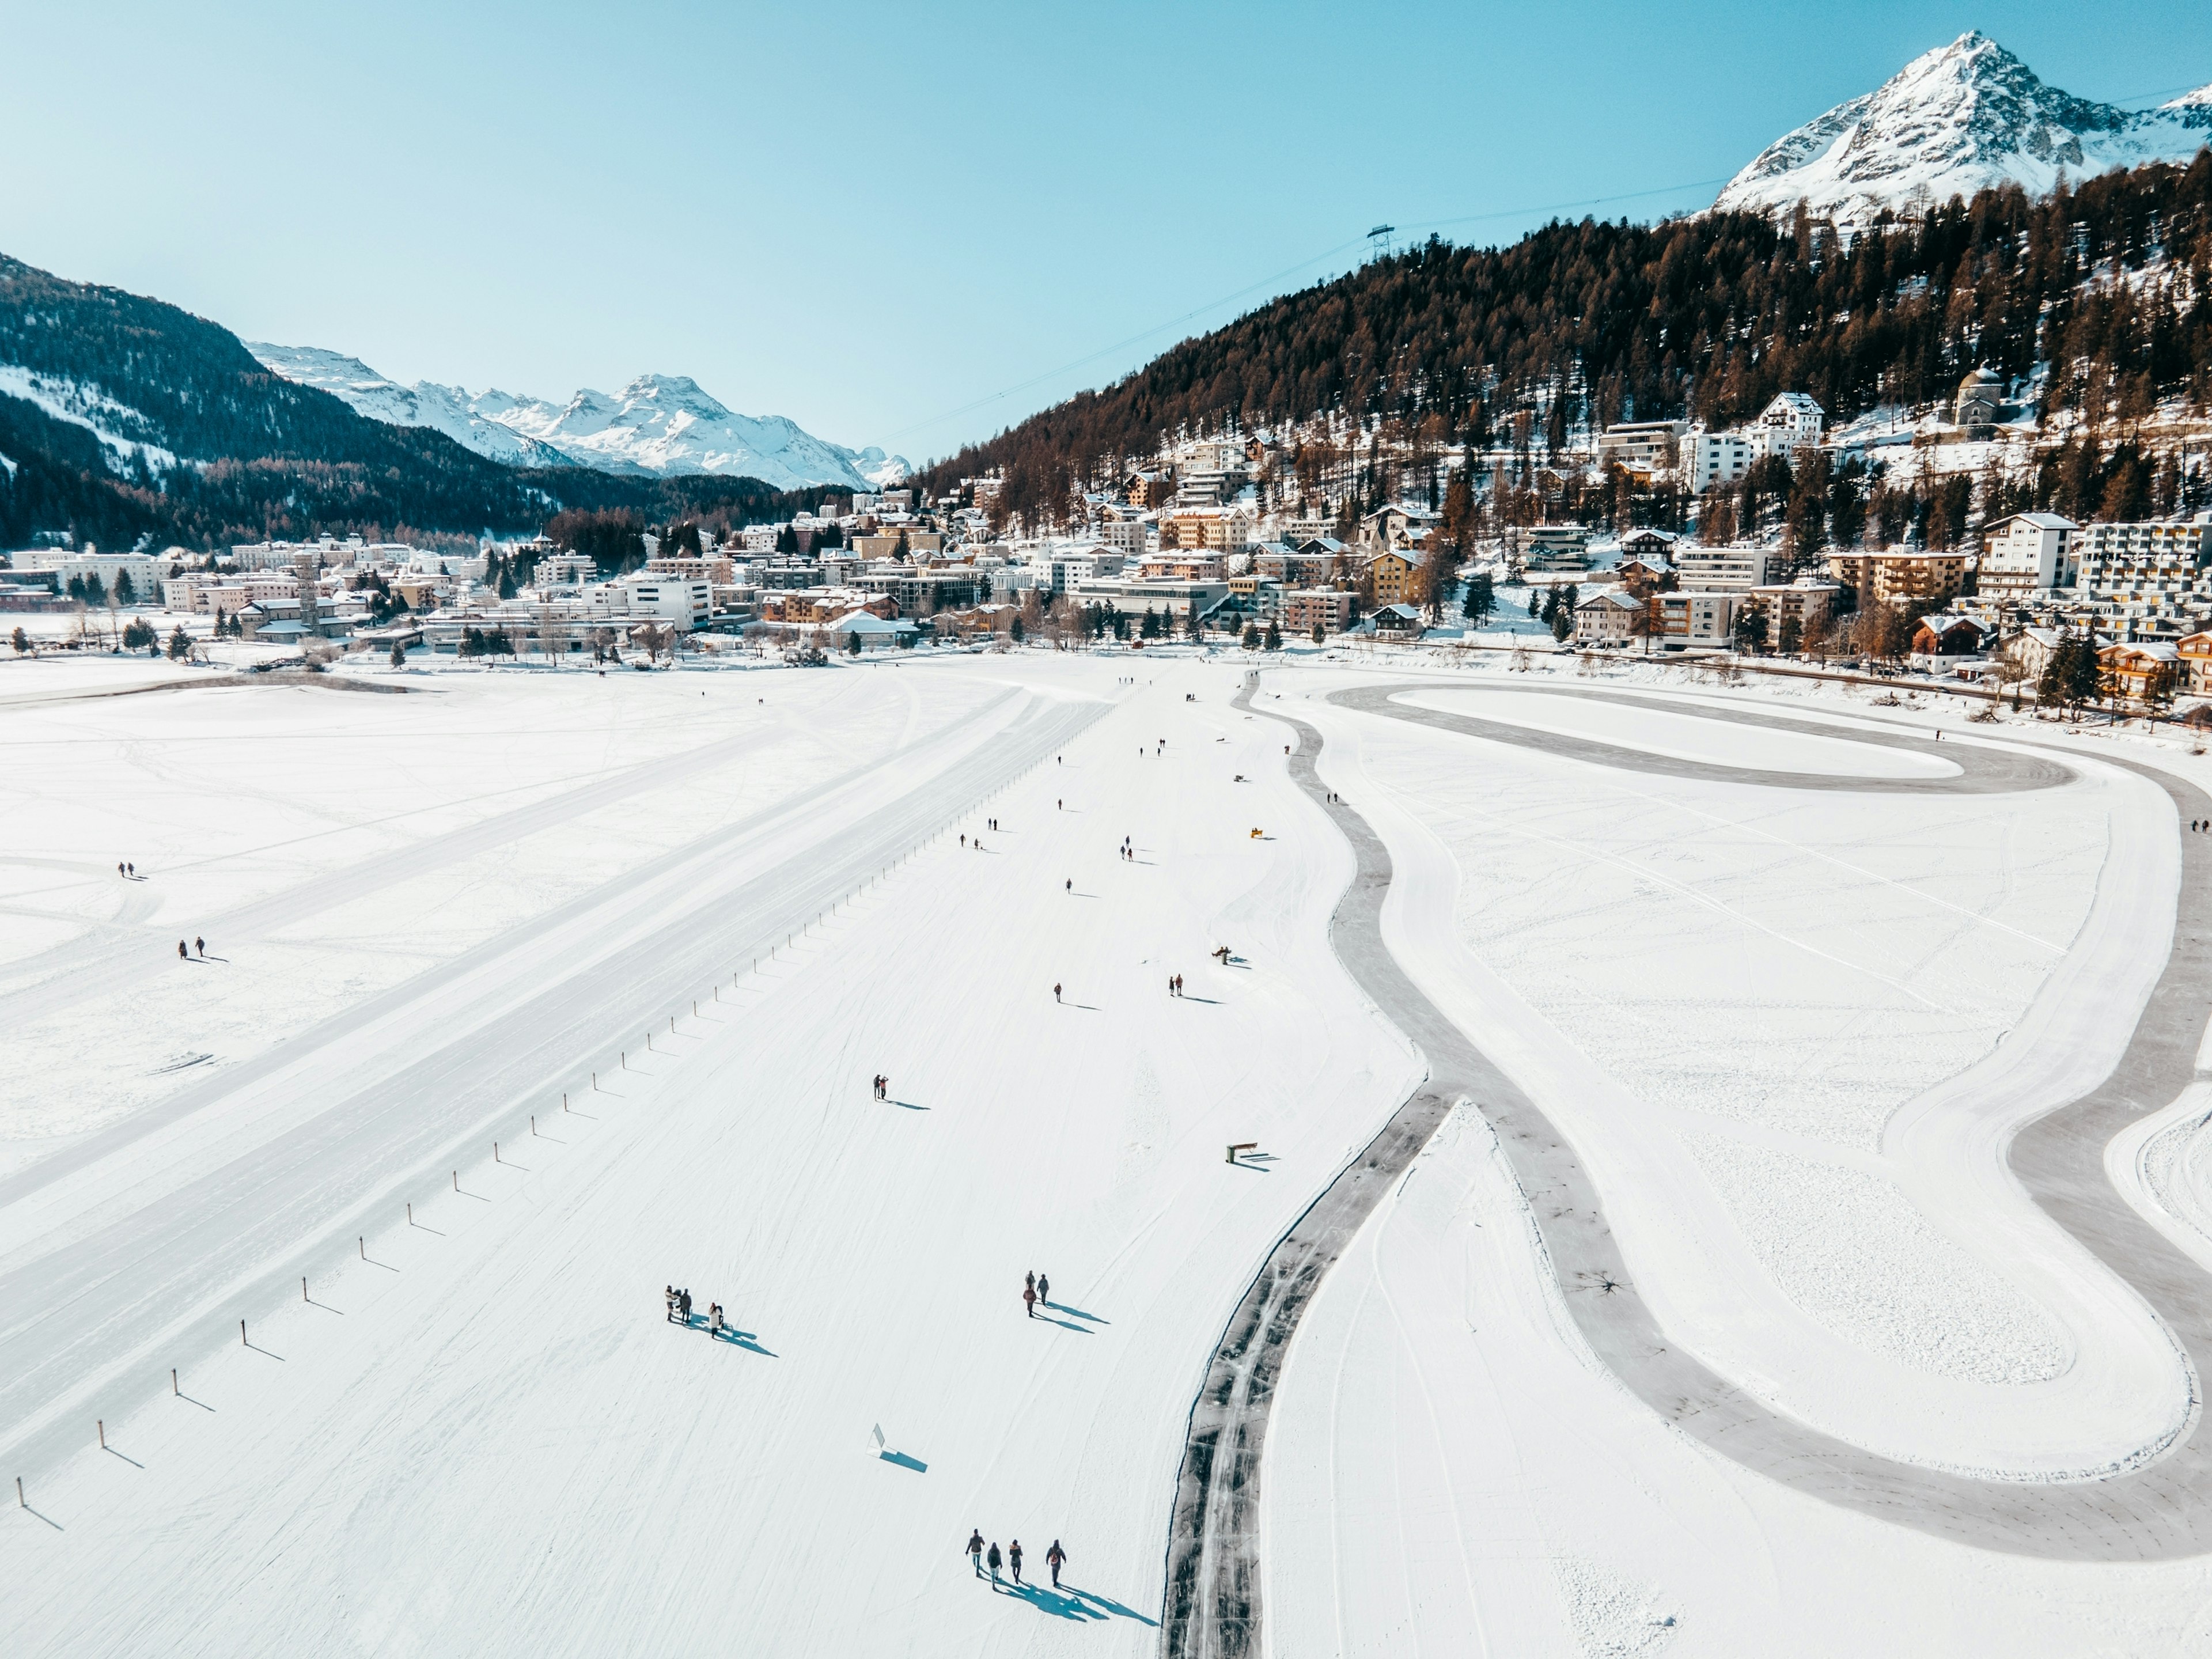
[1715,32,2212,225]
[248,344,907,493]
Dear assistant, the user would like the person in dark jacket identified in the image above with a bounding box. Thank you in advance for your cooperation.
[1046,1539,1067,1588]
[967,1531,984,1576]
[986,1541,1003,1585]
[1008,1540,1024,1585]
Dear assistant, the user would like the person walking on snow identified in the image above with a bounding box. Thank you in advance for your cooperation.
[665,1285,676,1323]
[1037,1272,1050,1305]
[195,937,204,957]
[1023,1282,1037,1317]
[709,1302,725,1337]
[679,1288,692,1324]
[177,940,188,960]
[987,1541,1003,1585]
[1009,1540,1024,1585]
[1065,878,1071,892]
[1047,1540,1067,1588]
[1054,983,1062,1002]
[968,1531,985,1577]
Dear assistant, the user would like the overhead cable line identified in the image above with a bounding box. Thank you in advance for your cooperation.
[884,171,1736,450]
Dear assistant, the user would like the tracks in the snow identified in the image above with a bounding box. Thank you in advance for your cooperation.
[1162,676,2212,1658]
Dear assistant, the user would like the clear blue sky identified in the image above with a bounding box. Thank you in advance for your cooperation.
[1,2,2205,464]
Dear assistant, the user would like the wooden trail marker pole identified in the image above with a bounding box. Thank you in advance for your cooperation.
[16,1477,22,1508]
[407,1202,413,1224]
[359,1236,365,1259]
[302,1277,308,1302]
[98,1421,105,1449]
[494,1142,501,1163]
[453,1171,458,1191]
[241,1320,247,1345]
[172,1368,178,1395]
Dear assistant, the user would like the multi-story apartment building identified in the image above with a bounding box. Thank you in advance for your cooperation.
[1977,512,2077,600]
[1826,548,1966,609]
[1362,550,1418,605]
[2070,517,2212,641]
[1282,588,1354,635]
[1517,525,1592,572]
[1745,578,1843,642]
[1160,507,1255,554]
[1660,590,1738,646]
[1596,420,1687,474]
[1671,544,1771,591]
[1684,429,1757,494]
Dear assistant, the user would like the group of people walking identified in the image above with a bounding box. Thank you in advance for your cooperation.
[176,937,206,959]
[968,1530,1067,1590]
[1166,974,1185,996]
[116,861,138,878]
[664,1284,728,1337]
[1021,1270,1052,1317]
[872,1074,891,1100]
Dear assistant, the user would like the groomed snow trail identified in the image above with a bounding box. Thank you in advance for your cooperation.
[0,656,1426,1658]
[1271,677,2212,1554]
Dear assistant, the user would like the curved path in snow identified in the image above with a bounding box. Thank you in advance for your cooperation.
[1164,677,2212,1656]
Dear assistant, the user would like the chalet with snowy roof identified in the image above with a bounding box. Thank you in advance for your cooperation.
[1358,503,1441,550]
[2100,640,2180,703]
[1755,392,1824,455]
[1369,603,1426,639]
[827,612,918,651]
[1574,589,1647,647]
[1910,613,1994,657]
[2176,631,2212,695]
[1616,527,1679,563]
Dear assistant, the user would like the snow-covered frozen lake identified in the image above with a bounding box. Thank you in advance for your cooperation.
[6,647,2212,1656]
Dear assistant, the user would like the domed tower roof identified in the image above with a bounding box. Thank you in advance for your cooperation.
[1961,366,2005,390]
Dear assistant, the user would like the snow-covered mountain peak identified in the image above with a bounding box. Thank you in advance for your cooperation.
[250,344,908,491]
[1714,33,2212,225]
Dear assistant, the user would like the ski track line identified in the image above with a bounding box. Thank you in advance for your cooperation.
[1161,672,2212,1658]
[0,680,966,1022]
[0,690,1107,1481]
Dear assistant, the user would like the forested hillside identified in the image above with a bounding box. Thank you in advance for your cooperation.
[921,153,2212,526]
[0,256,824,549]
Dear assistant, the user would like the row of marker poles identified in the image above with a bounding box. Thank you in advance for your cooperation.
[16,741,1063,1509]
